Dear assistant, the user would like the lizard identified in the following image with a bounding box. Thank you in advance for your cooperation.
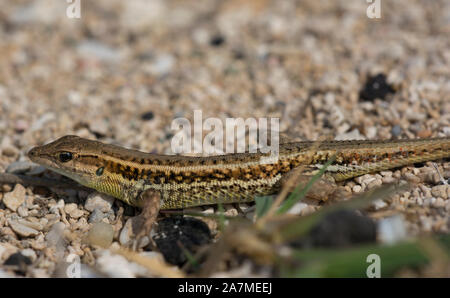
[27,135,449,210]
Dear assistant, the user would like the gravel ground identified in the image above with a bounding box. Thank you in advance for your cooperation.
[0,0,449,277]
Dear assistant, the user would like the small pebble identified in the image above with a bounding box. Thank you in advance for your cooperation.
[119,218,134,246]
[431,185,449,200]
[84,192,115,212]
[64,203,84,219]
[2,184,12,192]
[87,222,114,248]
[49,199,65,214]
[95,250,147,278]
[17,206,29,218]
[424,197,436,207]
[419,185,432,198]
[77,40,121,62]
[20,249,37,262]
[1,146,19,157]
[64,203,78,214]
[224,206,238,217]
[17,219,43,231]
[300,205,316,216]
[0,137,19,157]
[382,175,397,183]
[445,201,450,212]
[88,208,106,223]
[355,174,373,185]
[391,125,402,137]
[69,209,84,219]
[148,54,174,75]
[202,207,215,214]
[372,199,388,210]
[417,129,432,138]
[1,226,16,238]
[433,198,445,208]
[335,129,364,141]
[403,172,421,183]
[352,185,362,193]
[8,219,39,237]
[286,202,308,215]
[367,179,382,190]
[365,126,377,139]
[14,119,29,132]
[3,184,26,212]
[45,222,66,247]
[377,216,407,244]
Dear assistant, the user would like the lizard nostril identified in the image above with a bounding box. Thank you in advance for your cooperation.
[28,147,37,158]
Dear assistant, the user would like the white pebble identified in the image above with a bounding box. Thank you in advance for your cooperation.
[377,216,407,244]
[372,199,387,210]
[84,192,115,212]
[286,202,308,215]
[352,185,362,193]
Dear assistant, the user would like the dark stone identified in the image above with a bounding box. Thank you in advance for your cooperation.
[141,111,154,121]
[413,162,425,168]
[210,34,225,47]
[292,210,377,248]
[127,32,137,44]
[232,49,245,59]
[153,217,212,266]
[3,252,32,275]
[32,186,52,197]
[359,73,395,101]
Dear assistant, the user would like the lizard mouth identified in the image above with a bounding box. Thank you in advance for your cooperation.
[27,146,44,163]
[27,146,55,169]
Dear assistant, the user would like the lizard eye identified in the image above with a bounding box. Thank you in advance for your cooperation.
[58,152,73,162]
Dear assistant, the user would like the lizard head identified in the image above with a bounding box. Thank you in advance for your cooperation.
[27,135,106,188]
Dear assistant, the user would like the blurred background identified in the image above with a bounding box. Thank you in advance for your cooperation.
[1,0,449,154]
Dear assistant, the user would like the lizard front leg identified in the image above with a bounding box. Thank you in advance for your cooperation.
[128,189,162,250]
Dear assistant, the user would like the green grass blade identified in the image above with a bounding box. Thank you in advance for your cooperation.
[255,196,274,218]
[280,237,448,277]
[277,155,336,214]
